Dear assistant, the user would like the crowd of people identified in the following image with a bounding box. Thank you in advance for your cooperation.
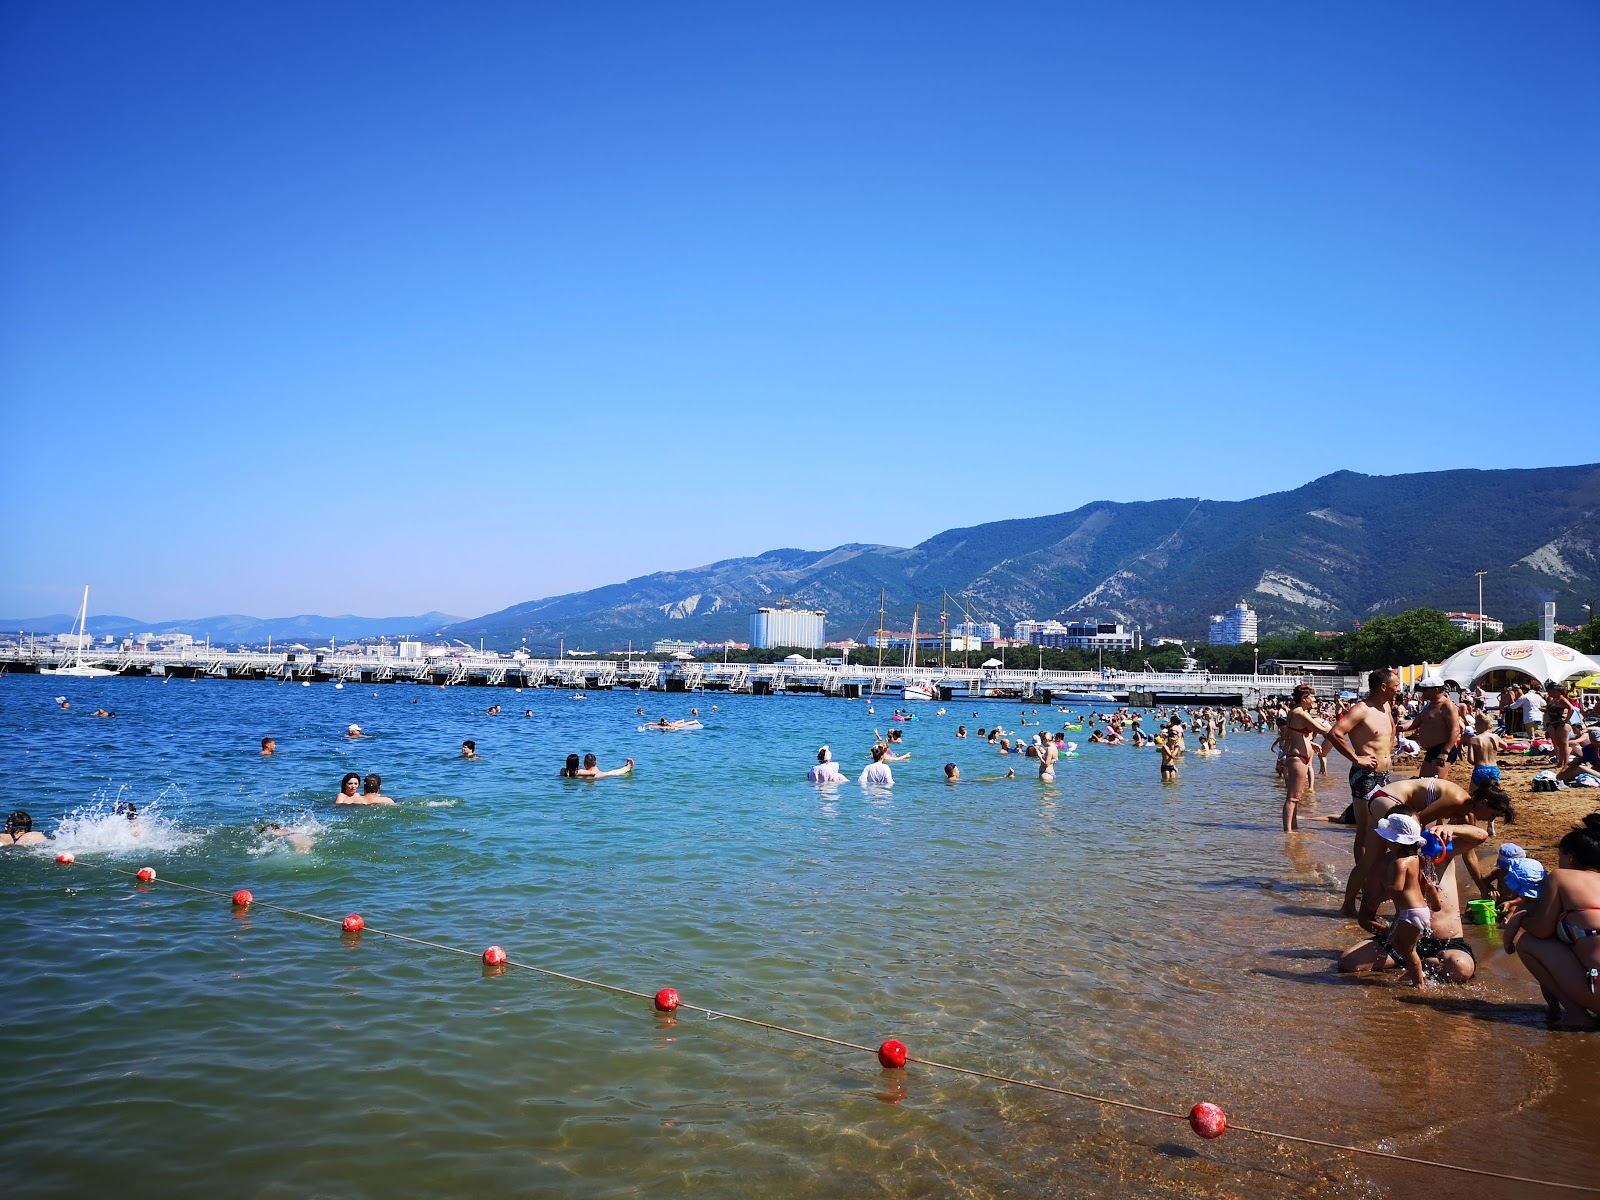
[1255,666,1600,1025]
[25,677,1600,1027]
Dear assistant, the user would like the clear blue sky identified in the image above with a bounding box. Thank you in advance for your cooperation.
[3,2,1595,621]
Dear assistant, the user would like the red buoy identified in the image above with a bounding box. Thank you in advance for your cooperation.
[1188,1102,1228,1139]
[654,987,680,1012]
[483,945,507,966]
[342,914,365,933]
[877,1039,909,1069]
[56,851,75,865]
[136,867,156,882]
[232,889,253,907]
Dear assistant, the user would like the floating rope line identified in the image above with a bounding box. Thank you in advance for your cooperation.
[51,857,1600,1195]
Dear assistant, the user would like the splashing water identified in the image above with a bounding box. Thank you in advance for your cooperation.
[50,786,202,855]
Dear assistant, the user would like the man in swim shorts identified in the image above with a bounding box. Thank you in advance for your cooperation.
[1326,668,1400,885]
[1408,676,1461,779]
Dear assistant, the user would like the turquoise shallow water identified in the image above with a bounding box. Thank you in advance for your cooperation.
[2,674,1595,1198]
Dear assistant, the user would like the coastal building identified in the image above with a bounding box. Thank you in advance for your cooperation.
[868,630,950,651]
[1015,619,1138,652]
[1208,603,1259,646]
[652,639,698,657]
[954,619,1001,642]
[693,640,749,655]
[1445,612,1503,636]
[750,603,826,650]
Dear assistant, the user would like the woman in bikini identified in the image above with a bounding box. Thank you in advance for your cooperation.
[1509,812,1600,1026]
[1546,682,1578,772]
[1282,684,1330,832]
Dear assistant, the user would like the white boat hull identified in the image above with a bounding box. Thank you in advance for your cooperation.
[902,684,935,702]
[44,665,117,678]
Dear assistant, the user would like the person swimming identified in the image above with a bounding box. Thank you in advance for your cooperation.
[2,810,48,847]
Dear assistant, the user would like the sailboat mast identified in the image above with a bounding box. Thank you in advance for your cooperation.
[940,591,948,670]
[75,585,89,668]
[909,606,918,671]
[877,588,886,670]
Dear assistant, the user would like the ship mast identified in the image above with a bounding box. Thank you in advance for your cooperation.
[940,590,948,669]
[876,588,886,669]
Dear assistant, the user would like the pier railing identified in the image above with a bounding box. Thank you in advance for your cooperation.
[0,644,1348,702]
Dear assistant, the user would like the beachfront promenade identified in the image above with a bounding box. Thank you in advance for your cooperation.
[1,644,1343,704]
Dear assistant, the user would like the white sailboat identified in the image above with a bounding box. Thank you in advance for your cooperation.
[43,586,116,677]
[903,606,935,701]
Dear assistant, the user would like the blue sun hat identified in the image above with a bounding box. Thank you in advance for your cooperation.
[1504,857,1547,899]
[1495,843,1526,871]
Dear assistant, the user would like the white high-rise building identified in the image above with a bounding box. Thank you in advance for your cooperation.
[750,604,826,650]
[1208,602,1259,646]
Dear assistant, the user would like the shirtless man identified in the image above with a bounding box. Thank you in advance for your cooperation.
[361,773,393,803]
[336,772,394,805]
[575,753,633,779]
[1340,769,1509,914]
[261,736,276,756]
[1325,667,1400,871]
[1407,676,1461,779]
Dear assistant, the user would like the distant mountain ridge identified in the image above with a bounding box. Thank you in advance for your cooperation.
[1,612,461,644]
[444,465,1600,651]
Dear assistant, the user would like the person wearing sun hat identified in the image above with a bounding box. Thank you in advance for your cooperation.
[1345,812,1441,987]
[1484,842,1527,900]
[1341,815,1490,984]
[1341,772,1513,916]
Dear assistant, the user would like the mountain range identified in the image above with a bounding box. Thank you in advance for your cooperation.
[443,464,1600,650]
[10,465,1595,652]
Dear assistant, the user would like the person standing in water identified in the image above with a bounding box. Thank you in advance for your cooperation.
[1281,684,1332,832]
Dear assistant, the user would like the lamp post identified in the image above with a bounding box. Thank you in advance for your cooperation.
[1475,570,1488,643]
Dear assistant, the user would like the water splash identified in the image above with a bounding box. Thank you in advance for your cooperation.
[52,786,201,855]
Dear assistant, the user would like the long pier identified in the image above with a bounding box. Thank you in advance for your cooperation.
[0,645,1349,705]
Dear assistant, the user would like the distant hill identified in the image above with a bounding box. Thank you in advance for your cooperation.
[443,464,1600,651]
[0,612,462,644]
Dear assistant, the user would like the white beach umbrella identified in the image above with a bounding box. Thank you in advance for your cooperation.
[981,658,1004,668]
[1436,639,1600,687]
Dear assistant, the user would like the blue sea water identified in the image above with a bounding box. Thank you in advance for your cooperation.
[1,674,1594,1198]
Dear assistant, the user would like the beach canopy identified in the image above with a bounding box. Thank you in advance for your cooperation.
[981,658,1004,668]
[1436,639,1600,688]
[1570,672,1600,691]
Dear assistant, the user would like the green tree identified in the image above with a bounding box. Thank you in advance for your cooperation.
[1348,609,1470,670]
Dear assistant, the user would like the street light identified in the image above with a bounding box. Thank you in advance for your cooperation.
[1475,570,1488,643]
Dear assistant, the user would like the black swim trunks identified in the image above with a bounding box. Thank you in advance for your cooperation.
[1421,744,1449,768]
[1349,766,1390,803]
[1371,932,1474,971]
[1419,934,1474,961]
